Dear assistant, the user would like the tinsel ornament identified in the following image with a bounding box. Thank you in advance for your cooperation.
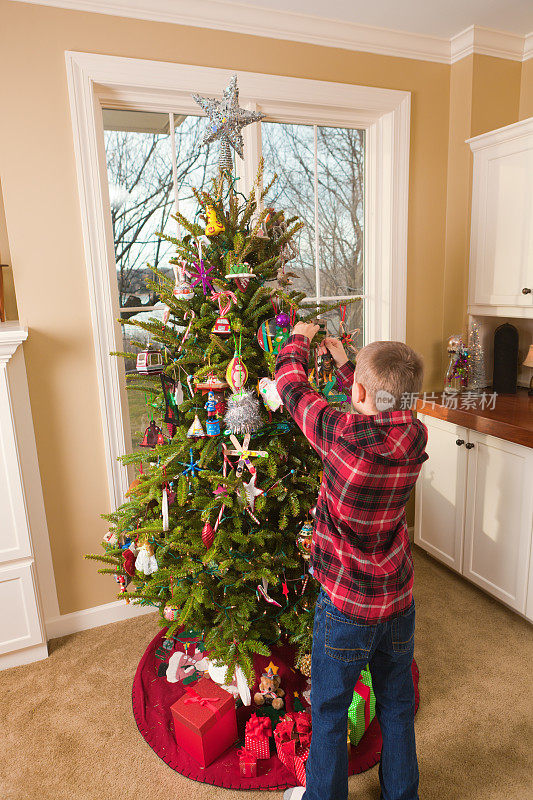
[224,390,262,434]
[202,522,215,548]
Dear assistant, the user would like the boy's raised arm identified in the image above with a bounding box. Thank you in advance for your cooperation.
[275,328,346,459]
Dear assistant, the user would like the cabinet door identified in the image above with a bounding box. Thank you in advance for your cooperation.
[0,561,45,655]
[469,140,533,309]
[463,431,533,613]
[414,415,467,572]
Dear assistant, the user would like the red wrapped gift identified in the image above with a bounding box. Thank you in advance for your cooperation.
[245,714,272,759]
[274,713,312,786]
[238,748,258,777]
[170,676,237,767]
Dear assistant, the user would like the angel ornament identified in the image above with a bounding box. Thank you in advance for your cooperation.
[135,542,159,576]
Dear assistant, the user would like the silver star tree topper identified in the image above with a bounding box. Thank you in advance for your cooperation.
[192,75,264,170]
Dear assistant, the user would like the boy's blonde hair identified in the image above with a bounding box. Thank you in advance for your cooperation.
[354,341,424,411]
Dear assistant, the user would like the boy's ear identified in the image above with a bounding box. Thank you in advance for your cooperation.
[352,382,366,404]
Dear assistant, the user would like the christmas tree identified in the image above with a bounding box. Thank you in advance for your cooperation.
[86,77,354,684]
[467,319,487,392]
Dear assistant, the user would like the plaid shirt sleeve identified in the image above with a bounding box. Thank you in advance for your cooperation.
[335,360,355,390]
[275,334,347,459]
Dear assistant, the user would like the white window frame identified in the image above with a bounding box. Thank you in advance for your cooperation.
[65,51,410,510]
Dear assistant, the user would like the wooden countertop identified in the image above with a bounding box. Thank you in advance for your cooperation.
[416,388,533,449]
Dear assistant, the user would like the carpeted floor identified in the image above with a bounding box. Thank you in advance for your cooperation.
[0,547,532,800]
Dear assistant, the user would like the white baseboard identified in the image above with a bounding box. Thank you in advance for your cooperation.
[45,598,157,640]
[0,642,49,671]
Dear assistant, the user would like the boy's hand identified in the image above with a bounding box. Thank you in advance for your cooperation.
[317,336,349,367]
[292,321,320,343]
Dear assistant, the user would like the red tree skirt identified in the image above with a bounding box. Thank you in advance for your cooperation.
[132,628,420,791]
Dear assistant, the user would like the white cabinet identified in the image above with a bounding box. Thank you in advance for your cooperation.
[467,117,533,318]
[414,416,467,573]
[0,324,50,670]
[415,414,533,617]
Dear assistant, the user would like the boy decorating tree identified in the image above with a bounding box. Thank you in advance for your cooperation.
[275,323,428,800]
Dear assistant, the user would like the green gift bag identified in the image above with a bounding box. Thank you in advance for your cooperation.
[348,666,376,746]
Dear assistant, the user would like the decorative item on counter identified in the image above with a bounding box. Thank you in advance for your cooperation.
[258,377,283,411]
[348,666,376,746]
[187,414,205,438]
[170,676,238,767]
[493,322,519,394]
[201,522,215,548]
[253,661,285,710]
[195,371,229,392]
[205,204,224,236]
[444,334,468,393]
[244,714,272,759]
[140,420,163,448]
[238,748,258,777]
[257,317,291,354]
[224,434,268,478]
[522,345,533,396]
[136,347,164,375]
[297,520,313,561]
[192,74,264,170]
[224,390,262,434]
[467,320,488,393]
[135,542,158,576]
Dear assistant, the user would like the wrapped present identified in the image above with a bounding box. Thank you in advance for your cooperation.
[170,676,237,767]
[245,714,272,759]
[238,748,258,777]
[348,670,376,746]
[359,666,376,720]
[274,714,311,786]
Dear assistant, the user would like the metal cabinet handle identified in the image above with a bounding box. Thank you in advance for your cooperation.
[455,439,464,446]
[522,287,532,294]
[465,442,475,450]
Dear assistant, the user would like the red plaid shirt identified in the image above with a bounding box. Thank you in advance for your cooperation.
[275,334,428,623]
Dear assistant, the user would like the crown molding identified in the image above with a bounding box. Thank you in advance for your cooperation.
[10,1,533,64]
[451,25,527,63]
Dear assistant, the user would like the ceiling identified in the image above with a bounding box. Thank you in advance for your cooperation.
[228,0,533,38]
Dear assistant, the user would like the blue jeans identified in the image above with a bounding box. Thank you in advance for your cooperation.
[303,587,418,800]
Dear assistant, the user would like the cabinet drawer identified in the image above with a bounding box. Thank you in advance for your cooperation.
[0,561,45,655]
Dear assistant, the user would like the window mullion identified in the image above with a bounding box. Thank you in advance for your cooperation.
[169,112,181,238]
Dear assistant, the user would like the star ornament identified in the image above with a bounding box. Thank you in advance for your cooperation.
[241,474,264,511]
[192,75,264,159]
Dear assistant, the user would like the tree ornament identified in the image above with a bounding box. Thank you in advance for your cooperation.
[205,204,224,236]
[297,521,313,561]
[103,531,118,546]
[257,317,291,354]
[240,474,264,512]
[226,257,255,281]
[202,522,215,548]
[162,486,169,531]
[258,377,283,412]
[226,356,248,393]
[187,414,205,438]
[160,374,180,426]
[192,74,264,167]
[123,548,136,577]
[178,448,204,478]
[195,371,229,392]
[210,290,236,336]
[256,578,282,608]
[205,390,221,436]
[136,347,164,374]
[189,258,214,295]
[164,263,194,323]
[224,434,268,478]
[140,420,163,448]
[163,604,180,622]
[275,312,290,327]
[224,390,262,434]
[298,653,312,678]
[135,542,158,575]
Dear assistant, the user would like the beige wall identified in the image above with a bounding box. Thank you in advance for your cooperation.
[0,0,527,616]
[520,58,533,119]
